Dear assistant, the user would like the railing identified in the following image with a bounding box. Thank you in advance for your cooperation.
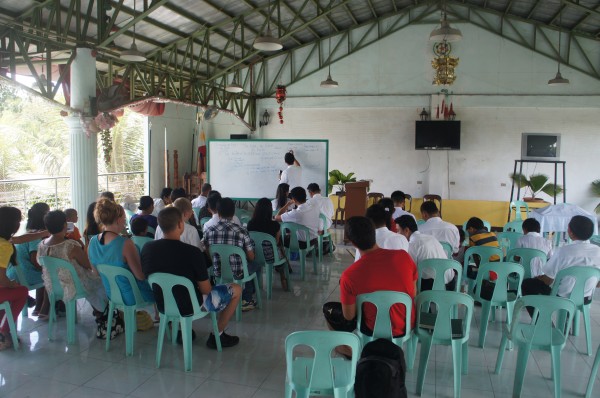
[0,171,146,214]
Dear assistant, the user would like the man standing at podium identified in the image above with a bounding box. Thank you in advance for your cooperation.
[279,150,302,189]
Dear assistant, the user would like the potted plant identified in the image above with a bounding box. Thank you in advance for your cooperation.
[328,169,356,195]
[509,173,563,202]
[591,180,600,214]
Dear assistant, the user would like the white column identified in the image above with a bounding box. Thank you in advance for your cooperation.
[69,48,98,228]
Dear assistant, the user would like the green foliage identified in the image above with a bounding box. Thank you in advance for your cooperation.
[509,172,563,199]
[328,169,356,194]
[591,180,600,214]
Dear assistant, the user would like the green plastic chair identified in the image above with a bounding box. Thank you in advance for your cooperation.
[586,344,600,398]
[0,301,19,349]
[147,272,221,372]
[494,295,576,398]
[285,330,361,398]
[125,209,135,233]
[439,241,453,259]
[503,220,523,233]
[414,290,474,398]
[462,219,492,246]
[509,200,530,221]
[96,264,153,356]
[200,217,211,228]
[318,214,333,263]
[496,231,523,257]
[239,214,251,227]
[462,246,503,295]
[38,256,87,344]
[191,207,201,223]
[550,265,600,356]
[473,261,524,348]
[416,219,426,226]
[249,231,290,299]
[506,248,547,279]
[11,263,45,317]
[131,236,153,254]
[210,244,262,321]
[356,291,415,370]
[417,258,462,293]
[280,222,317,281]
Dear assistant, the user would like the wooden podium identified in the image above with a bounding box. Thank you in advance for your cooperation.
[343,181,370,241]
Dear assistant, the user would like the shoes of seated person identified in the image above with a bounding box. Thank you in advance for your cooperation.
[241,299,256,312]
[206,332,239,349]
[27,296,36,308]
[176,329,197,345]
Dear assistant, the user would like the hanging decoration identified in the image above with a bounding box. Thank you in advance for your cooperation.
[275,85,287,124]
[432,41,459,86]
[434,89,457,120]
[100,129,113,165]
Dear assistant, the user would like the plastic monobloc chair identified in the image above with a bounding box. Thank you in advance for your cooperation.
[494,295,576,398]
[356,291,416,370]
[509,200,530,221]
[417,258,462,293]
[473,261,524,348]
[0,301,19,349]
[550,265,600,356]
[125,209,135,233]
[249,231,290,299]
[506,248,547,279]
[318,213,334,263]
[148,273,221,372]
[496,231,523,256]
[586,344,600,398]
[200,217,211,228]
[131,236,153,254]
[11,263,45,317]
[285,330,361,398]
[191,207,201,223]
[462,246,503,295]
[503,220,523,233]
[281,222,317,280]
[210,244,261,321]
[38,256,87,344]
[414,290,474,398]
[439,241,453,259]
[96,264,153,356]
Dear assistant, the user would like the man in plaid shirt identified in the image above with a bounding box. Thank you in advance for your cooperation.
[203,197,260,311]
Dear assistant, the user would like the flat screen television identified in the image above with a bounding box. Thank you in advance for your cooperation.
[521,133,561,161]
[415,121,461,150]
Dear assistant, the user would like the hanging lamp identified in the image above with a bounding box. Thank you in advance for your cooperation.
[120,0,146,62]
[430,2,462,42]
[253,0,283,51]
[226,28,244,93]
[548,13,569,85]
[320,9,338,88]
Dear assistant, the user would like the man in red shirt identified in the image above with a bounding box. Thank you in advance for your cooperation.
[323,216,417,356]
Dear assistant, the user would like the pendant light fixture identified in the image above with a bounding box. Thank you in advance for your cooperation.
[430,2,462,42]
[320,7,338,88]
[253,0,283,51]
[120,0,146,62]
[548,12,569,85]
[226,28,244,93]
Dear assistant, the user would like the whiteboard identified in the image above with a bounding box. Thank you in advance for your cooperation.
[207,139,329,200]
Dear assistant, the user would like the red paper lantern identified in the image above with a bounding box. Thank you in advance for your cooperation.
[276,85,287,124]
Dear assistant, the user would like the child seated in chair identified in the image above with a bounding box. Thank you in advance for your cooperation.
[130,217,153,254]
[515,218,553,277]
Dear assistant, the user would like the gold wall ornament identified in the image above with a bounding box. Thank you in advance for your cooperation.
[432,56,459,85]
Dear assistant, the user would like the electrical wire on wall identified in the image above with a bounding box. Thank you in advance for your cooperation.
[419,150,431,173]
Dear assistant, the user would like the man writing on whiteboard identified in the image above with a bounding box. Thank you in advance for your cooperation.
[279,150,302,189]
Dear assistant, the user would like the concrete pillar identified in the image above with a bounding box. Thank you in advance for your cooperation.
[68,48,98,229]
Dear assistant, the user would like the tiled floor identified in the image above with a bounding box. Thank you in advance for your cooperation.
[1,229,600,398]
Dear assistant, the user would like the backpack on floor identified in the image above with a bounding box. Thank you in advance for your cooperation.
[355,338,408,398]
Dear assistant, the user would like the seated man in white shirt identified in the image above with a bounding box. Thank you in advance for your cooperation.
[203,195,242,233]
[154,198,203,250]
[355,204,408,261]
[306,183,334,230]
[418,201,460,255]
[152,187,173,216]
[397,215,456,291]
[279,150,302,189]
[191,183,211,209]
[522,215,600,315]
[515,218,553,277]
[391,190,416,221]
[275,187,320,248]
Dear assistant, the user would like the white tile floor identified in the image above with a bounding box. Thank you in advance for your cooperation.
[2,229,600,398]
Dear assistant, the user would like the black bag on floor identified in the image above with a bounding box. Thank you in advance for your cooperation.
[355,338,408,398]
[96,307,125,340]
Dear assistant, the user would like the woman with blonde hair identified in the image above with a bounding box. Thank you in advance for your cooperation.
[87,199,154,306]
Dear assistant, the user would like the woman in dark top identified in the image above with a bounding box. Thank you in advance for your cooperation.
[247,198,287,291]
[84,201,101,246]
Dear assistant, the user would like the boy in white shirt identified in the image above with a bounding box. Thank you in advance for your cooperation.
[279,150,302,189]
[306,183,334,230]
[516,218,553,277]
[154,198,202,250]
[275,187,320,246]
[191,183,211,208]
[355,204,408,261]
[391,190,415,221]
